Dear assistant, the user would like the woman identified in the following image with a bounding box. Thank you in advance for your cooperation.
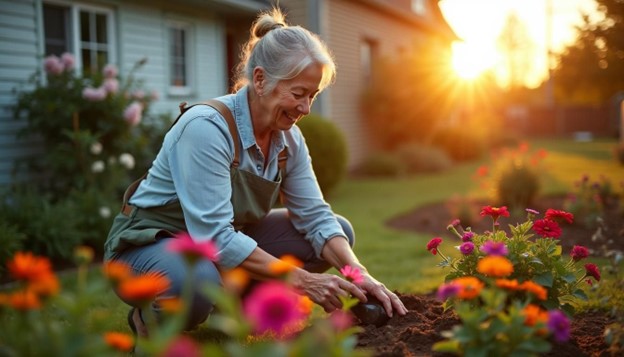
[104,8,407,336]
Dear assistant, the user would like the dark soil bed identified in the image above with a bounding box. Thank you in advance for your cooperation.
[355,195,623,356]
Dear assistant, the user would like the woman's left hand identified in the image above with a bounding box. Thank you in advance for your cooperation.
[359,273,408,317]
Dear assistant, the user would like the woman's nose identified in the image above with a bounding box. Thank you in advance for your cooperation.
[298,98,311,115]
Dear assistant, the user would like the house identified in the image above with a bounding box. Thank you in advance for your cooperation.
[0,0,456,185]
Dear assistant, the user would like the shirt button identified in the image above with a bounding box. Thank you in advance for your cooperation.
[256,164,262,171]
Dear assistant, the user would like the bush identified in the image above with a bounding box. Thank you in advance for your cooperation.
[430,127,486,162]
[394,142,453,173]
[614,142,624,165]
[352,152,404,178]
[496,162,541,210]
[297,114,348,196]
[0,219,25,276]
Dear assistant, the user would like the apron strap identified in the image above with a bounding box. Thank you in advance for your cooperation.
[121,100,237,215]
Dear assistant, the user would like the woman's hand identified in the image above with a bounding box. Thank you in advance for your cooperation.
[359,273,408,317]
[290,269,367,312]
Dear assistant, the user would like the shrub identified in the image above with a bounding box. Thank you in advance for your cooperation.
[297,114,348,196]
[430,127,486,162]
[352,152,405,178]
[0,219,25,276]
[394,142,453,173]
[614,142,624,165]
[563,174,618,229]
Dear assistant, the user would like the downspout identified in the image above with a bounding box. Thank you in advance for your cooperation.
[308,0,330,119]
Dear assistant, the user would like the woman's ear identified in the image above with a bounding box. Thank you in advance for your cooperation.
[252,67,265,96]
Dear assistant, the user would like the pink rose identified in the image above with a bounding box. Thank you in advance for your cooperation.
[103,78,119,94]
[60,53,75,71]
[82,86,107,101]
[102,64,118,78]
[43,55,64,75]
[123,102,143,126]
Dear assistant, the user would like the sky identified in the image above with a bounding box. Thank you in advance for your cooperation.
[439,0,599,87]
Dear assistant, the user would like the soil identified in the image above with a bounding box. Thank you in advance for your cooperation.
[356,195,624,356]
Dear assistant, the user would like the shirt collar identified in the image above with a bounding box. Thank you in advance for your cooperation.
[234,86,287,153]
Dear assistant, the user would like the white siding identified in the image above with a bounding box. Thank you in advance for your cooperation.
[0,0,40,184]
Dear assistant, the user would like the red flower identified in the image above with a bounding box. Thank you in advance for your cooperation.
[426,237,443,255]
[532,219,562,238]
[479,206,510,222]
[570,245,589,261]
[168,232,219,264]
[584,263,601,282]
[544,209,574,224]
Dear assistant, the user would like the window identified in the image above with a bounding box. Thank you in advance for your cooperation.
[167,21,193,95]
[42,2,115,75]
[411,0,427,15]
[360,39,377,86]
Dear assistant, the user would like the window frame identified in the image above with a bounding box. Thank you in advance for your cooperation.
[166,19,194,97]
[41,0,117,75]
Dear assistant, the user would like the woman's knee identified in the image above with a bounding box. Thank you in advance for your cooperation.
[336,214,355,248]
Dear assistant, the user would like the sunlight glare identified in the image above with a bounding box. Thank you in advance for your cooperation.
[451,42,495,80]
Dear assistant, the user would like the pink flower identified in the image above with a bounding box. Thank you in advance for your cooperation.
[480,240,508,256]
[329,310,353,331]
[167,232,219,264]
[544,209,574,224]
[243,281,308,336]
[426,237,443,255]
[82,86,107,101]
[461,232,474,242]
[547,310,570,343]
[436,282,460,300]
[43,55,64,75]
[103,78,119,94]
[160,336,201,357]
[150,90,160,100]
[132,90,145,100]
[570,245,589,261]
[123,102,143,126]
[60,52,75,71]
[533,219,562,238]
[102,64,118,78]
[340,265,363,285]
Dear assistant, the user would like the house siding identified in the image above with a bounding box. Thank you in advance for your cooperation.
[0,0,241,185]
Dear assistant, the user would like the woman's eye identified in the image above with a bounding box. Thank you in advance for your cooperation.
[293,92,304,99]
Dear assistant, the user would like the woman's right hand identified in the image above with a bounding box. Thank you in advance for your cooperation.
[290,269,367,312]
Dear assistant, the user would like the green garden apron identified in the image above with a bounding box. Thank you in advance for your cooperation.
[104,100,287,260]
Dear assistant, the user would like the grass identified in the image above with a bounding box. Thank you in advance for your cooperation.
[9,137,624,337]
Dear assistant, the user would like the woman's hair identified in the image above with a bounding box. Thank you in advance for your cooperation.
[233,8,336,93]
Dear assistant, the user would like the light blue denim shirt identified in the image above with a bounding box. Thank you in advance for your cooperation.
[129,86,346,268]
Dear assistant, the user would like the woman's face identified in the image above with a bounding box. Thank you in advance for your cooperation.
[261,63,323,131]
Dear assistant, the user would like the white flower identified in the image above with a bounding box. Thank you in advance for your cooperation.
[91,160,105,173]
[119,153,135,170]
[90,142,103,155]
[99,206,111,218]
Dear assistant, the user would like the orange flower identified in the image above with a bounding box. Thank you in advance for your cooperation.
[222,267,250,294]
[8,290,41,310]
[27,272,60,297]
[452,277,484,299]
[7,252,53,282]
[519,281,548,301]
[298,296,314,315]
[522,304,548,327]
[495,279,520,291]
[103,260,133,284]
[269,255,303,276]
[477,256,514,278]
[159,297,184,314]
[118,273,169,303]
[74,246,94,265]
[103,332,134,352]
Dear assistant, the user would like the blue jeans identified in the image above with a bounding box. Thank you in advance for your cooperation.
[109,208,355,329]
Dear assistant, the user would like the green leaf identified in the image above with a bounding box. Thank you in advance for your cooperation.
[432,340,460,353]
[533,272,554,287]
[572,288,588,300]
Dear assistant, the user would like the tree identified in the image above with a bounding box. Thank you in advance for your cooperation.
[553,0,624,105]
[496,11,536,90]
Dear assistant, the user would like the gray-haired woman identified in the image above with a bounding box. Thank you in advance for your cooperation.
[104,7,407,337]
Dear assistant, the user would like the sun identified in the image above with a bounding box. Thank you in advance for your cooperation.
[451,42,496,80]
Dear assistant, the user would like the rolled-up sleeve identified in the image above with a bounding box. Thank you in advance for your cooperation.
[168,110,257,268]
[280,125,347,257]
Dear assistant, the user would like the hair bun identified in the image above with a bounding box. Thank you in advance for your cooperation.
[253,11,287,38]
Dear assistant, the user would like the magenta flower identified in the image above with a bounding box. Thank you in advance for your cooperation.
[340,265,364,285]
[161,336,201,357]
[480,241,508,256]
[168,232,219,264]
[427,237,443,255]
[584,263,601,282]
[436,282,460,301]
[533,219,562,238]
[459,242,475,255]
[547,310,570,342]
[123,102,143,126]
[329,310,353,331]
[243,281,307,336]
[570,245,589,261]
[461,232,474,242]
